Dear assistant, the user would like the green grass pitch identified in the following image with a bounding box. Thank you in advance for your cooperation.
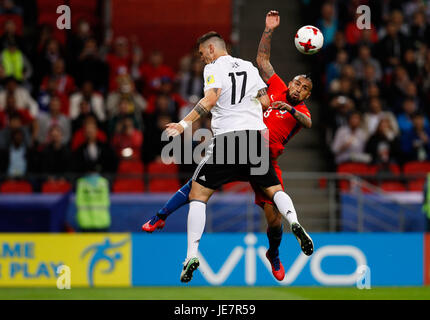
[0,287,429,300]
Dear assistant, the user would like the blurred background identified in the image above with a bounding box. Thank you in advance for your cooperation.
[0,0,428,234]
[0,0,429,292]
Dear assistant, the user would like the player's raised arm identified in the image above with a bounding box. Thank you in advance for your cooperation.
[256,10,280,83]
[165,88,221,137]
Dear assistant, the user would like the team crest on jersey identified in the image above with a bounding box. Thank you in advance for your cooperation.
[206,75,215,84]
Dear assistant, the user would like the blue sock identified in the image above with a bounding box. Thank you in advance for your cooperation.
[157,179,192,220]
[267,225,283,258]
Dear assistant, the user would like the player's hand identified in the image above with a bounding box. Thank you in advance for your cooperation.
[166,123,184,137]
[272,101,292,111]
[266,10,280,30]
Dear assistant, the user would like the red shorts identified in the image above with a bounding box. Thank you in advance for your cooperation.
[251,159,284,209]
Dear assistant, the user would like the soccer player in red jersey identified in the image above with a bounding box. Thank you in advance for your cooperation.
[142,10,313,282]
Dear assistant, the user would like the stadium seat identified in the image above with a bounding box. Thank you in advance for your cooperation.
[41,180,72,193]
[147,161,178,174]
[147,162,179,192]
[369,163,401,175]
[148,178,180,192]
[0,180,33,193]
[379,181,406,192]
[222,181,253,193]
[336,163,371,192]
[403,161,430,192]
[112,179,145,193]
[403,161,430,175]
[407,180,426,192]
[118,160,144,174]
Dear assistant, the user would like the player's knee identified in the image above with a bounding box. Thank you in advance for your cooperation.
[263,184,283,199]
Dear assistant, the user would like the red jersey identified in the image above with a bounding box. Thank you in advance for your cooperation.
[263,73,311,159]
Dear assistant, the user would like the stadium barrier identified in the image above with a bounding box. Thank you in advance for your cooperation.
[0,233,426,287]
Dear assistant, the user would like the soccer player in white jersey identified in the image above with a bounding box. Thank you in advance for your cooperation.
[166,32,307,283]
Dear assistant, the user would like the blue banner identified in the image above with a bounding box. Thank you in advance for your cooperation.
[132,233,423,286]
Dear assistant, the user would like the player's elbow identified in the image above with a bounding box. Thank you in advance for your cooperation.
[305,119,312,129]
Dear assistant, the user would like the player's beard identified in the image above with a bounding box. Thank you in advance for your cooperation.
[286,91,301,106]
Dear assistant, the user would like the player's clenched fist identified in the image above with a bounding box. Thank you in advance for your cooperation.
[272,101,293,112]
[166,122,184,137]
[266,10,280,29]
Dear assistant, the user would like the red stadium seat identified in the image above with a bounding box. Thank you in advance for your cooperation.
[118,160,144,174]
[0,180,32,193]
[403,161,430,192]
[369,163,401,175]
[147,161,178,174]
[147,162,179,192]
[148,178,180,192]
[337,163,371,191]
[403,161,430,175]
[112,179,145,193]
[41,180,72,193]
[222,181,253,193]
[407,180,426,192]
[379,181,406,192]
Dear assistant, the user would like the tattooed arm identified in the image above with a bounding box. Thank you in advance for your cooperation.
[256,88,271,110]
[256,10,280,82]
[272,101,312,129]
[166,88,221,137]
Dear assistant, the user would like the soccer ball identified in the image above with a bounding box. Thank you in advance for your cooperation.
[294,25,324,55]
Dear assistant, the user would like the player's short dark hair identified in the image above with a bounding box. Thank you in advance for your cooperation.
[197,31,224,46]
[293,73,313,89]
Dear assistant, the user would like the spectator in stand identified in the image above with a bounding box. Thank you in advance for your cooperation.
[71,115,107,151]
[365,117,402,165]
[344,11,378,46]
[397,98,429,133]
[0,19,24,52]
[108,97,141,135]
[387,66,412,113]
[140,50,175,96]
[0,77,38,117]
[0,93,33,129]
[317,2,338,46]
[35,38,64,87]
[363,97,399,136]
[0,38,32,84]
[105,36,130,92]
[326,50,349,88]
[37,77,69,114]
[0,0,23,15]
[72,117,117,173]
[0,111,31,149]
[327,95,355,134]
[352,45,382,81]
[331,111,370,164]
[71,100,99,133]
[178,59,204,101]
[130,45,145,92]
[111,116,143,161]
[75,38,108,92]
[40,125,71,179]
[40,58,76,99]
[146,76,185,115]
[142,113,172,163]
[409,10,430,48]
[68,19,93,65]
[106,75,146,128]
[376,21,411,71]
[36,95,71,145]
[356,64,381,105]
[400,112,430,161]
[69,81,105,124]
[0,126,36,177]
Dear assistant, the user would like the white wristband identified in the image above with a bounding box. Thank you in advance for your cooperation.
[179,120,190,130]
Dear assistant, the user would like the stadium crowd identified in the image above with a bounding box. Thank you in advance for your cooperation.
[305,0,430,171]
[0,0,209,192]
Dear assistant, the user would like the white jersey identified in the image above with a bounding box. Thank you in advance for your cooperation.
[203,55,267,136]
